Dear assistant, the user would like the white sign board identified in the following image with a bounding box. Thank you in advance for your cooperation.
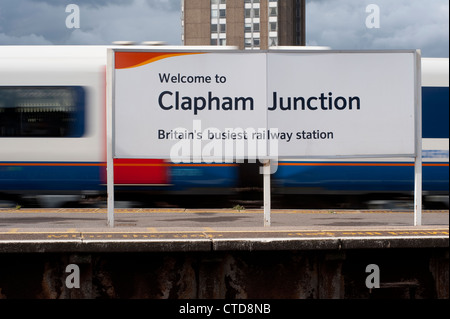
[112,50,418,160]
[267,52,416,157]
[114,51,267,161]
[107,49,421,228]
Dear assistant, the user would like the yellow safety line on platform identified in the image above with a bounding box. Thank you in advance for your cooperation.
[0,231,447,240]
[1,227,448,236]
[0,208,448,214]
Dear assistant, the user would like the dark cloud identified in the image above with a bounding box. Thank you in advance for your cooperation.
[29,0,126,5]
[0,0,182,45]
[306,0,449,57]
[28,0,180,11]
[0,0,448,57]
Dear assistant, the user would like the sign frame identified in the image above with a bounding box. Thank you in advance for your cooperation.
[106,48,422,228]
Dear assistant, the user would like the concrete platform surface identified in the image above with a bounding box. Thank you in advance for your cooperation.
[0,208,448,252]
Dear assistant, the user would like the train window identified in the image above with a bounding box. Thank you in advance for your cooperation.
[0,86,85,138]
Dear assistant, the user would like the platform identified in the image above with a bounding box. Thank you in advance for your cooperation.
[0,208,448,253]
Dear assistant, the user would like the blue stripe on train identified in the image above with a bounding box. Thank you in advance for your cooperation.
[0,163,104,191]
[169,165,238,190]
[274,162,449,193]
[422,86,449,138]
[0,162,239,192]
[0,161,447,194]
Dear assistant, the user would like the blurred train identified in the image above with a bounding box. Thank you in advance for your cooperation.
[0,46,448,208]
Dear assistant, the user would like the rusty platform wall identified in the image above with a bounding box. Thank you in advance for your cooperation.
[0,248,448,299]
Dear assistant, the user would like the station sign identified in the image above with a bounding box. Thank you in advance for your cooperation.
[107,48,422,228]
[110,49,419,161]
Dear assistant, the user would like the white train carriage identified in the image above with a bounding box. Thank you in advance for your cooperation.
[0,46,448,208]
[0,46,106,193]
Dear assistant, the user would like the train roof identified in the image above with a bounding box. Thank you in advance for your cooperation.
[0,46,448,87]
[0,45,109,58]
[0,45,238,58]
[1,45,448,58]
[422,58,449,87]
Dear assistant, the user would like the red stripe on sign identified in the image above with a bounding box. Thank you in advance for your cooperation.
[115,52,203,69]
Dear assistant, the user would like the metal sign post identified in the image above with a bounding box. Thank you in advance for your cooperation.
[414,51,423,226]
[263,160,271,227]
[414,149,423,226]
[106,49,115,228]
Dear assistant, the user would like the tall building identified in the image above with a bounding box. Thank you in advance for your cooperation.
[182,0,306,50]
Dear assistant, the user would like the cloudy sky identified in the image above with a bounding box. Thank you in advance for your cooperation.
[0,0,448,57]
